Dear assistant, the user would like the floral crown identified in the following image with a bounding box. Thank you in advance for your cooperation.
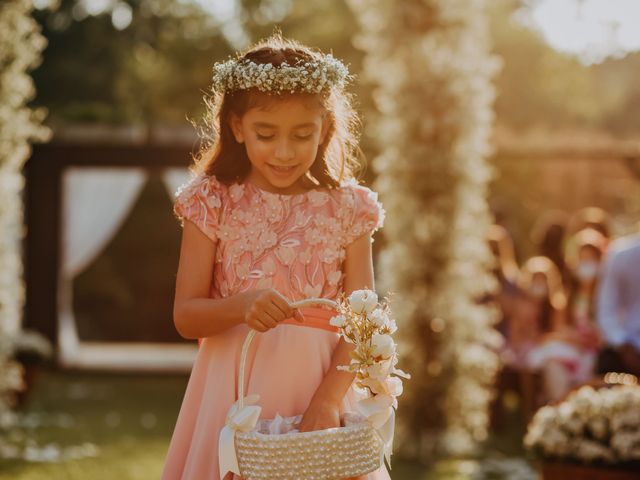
[211,54,349,95]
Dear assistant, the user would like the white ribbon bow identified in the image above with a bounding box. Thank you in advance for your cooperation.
[355,394,396,468]
[218,394,262,479]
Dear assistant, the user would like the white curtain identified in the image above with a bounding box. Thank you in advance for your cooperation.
[161,167,193,200]
[57,167,148,365]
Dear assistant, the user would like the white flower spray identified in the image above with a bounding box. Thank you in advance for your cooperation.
[330,290,410,415]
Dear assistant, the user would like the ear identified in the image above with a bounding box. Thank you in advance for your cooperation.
[229,113,244,143]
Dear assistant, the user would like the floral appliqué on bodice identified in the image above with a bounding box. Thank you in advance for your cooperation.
[173,174,384,302]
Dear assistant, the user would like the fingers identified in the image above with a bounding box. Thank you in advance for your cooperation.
[271,290,305,323]
[247,289,307,332]
[271,291,294,318]
[293,310,305,323]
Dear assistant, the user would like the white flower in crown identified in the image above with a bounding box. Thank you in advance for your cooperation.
[211,55,349,94]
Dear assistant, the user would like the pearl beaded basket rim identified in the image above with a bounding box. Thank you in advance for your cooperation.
[233,297,384,480]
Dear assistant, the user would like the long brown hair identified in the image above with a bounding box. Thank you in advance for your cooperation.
[190,34,364,187]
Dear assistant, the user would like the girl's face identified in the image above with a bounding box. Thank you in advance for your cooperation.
[230,95,329,194]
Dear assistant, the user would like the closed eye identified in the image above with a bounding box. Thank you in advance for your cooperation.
[256,133,274,141]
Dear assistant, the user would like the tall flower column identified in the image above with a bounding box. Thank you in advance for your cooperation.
[349,0,502,457]
[0,0,50,416]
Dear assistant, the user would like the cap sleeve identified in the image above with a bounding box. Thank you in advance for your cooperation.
[343,184,385,246]
[173,174,224,243]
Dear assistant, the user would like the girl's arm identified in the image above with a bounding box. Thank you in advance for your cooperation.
[174,220,300,339]
[298,232,374,431]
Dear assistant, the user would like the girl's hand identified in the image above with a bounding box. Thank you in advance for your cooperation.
[241,288,304,332]
[297,396,341,433]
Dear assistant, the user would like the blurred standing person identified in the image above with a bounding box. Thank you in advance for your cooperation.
[486,224,520,336]
[565,229,606,350]
[486,225,521,429]
[596,233,640,376]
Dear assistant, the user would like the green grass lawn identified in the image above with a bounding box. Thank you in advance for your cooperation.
[0,369,533,479]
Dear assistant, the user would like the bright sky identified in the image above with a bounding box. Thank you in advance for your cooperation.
[516,0,640,64]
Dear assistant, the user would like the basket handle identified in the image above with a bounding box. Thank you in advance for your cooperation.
[237,297,339,409]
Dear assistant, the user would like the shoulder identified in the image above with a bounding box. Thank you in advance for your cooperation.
[329,181,385,243]
[173,173,232,216]
[608,234,640,254]
[173,172,227,221]
[339,182,384,225]
[175,172,226,202]
[330,181,379,206]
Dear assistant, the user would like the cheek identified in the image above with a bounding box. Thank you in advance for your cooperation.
[298,132,324,162]
[299,141,321,163]
[243,138,274,164]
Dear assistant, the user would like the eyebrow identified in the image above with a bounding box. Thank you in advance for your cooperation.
[252,121,316,129]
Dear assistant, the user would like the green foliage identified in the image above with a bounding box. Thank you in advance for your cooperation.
[31,0,232,124]
[28,0,640,136]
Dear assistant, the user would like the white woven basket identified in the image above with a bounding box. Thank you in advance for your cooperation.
[234,298,384,480]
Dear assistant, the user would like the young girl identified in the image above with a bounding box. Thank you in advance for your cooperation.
[161,35,390,480]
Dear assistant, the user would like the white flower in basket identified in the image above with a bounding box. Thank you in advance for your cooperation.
[218,289,410,480]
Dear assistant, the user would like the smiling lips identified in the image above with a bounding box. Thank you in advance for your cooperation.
[268,163,298,177]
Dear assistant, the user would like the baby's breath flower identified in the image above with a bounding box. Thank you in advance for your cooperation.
[211,55,349,94]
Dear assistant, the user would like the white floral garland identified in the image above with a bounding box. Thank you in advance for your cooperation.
[211,55,349,94]
[0,0,50,429]
[348,0,501,458]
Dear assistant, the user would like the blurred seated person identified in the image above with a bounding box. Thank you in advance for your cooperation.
[499,257,567,416]
[596,232,640,376]
[527,230,607,402]
[504,256,566,370]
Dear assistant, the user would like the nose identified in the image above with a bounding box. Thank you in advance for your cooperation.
[274,139,295,162]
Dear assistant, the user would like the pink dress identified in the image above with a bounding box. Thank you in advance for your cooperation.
[161,173,390,480]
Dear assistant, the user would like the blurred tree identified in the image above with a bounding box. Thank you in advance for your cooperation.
[30,0,640,137]
[31,0,232,126]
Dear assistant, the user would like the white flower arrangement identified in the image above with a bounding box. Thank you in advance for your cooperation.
[525,383,640,468]
[211,55,349,95]
[329,289,410,459]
